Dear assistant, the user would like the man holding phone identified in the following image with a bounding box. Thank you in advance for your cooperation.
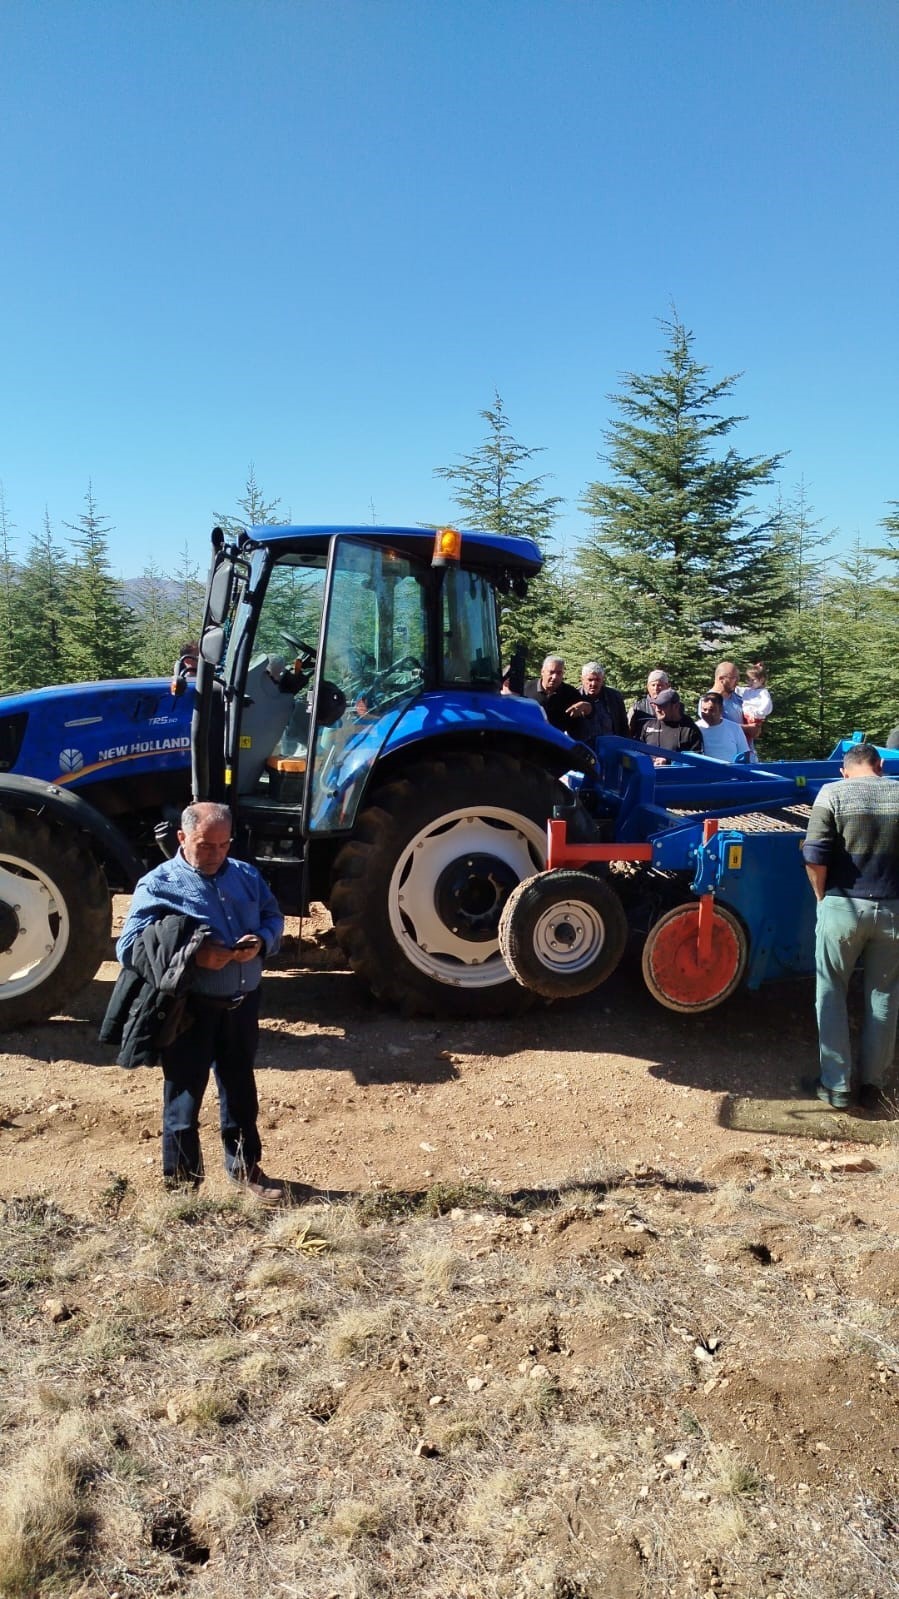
[116,802,285,1201]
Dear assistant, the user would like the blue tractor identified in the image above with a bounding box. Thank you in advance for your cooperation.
[0,524,586,1028]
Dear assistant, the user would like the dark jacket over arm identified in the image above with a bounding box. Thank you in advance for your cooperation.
[99,915,210,1068]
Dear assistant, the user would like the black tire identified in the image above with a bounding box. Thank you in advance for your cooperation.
[329,752,568,1017]
[0,811,111,1029]
[499,870,628,1000]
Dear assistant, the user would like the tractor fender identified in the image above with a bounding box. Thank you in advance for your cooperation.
[0,773,145,890]
[377,691,593,773]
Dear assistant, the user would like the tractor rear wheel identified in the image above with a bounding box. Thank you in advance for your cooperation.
[0,811,111,1030]
[329,753,567,1016]
[499,869,628,1000]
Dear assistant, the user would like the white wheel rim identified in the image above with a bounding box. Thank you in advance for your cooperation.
[529,897,606,974]
[0,857,71,998]
[388,805,547,988]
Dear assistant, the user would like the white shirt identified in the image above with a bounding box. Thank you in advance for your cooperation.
[740,684,773,720]
[697,718,749,762]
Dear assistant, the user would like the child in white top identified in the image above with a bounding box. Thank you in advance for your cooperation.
[740,663,773,754]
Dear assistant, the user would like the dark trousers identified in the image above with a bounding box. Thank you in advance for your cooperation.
[161,990,262,1182]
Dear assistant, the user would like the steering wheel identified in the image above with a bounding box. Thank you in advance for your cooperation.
[282,632,318,670]
[355,655,423,713]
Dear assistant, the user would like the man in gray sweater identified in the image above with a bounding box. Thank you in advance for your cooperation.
[801,743,899,1110]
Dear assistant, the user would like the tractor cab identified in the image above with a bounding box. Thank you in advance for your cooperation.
[191,523,547,912]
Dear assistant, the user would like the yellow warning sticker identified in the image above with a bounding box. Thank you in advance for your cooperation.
[727,843,743,870]
[239,735,252,749]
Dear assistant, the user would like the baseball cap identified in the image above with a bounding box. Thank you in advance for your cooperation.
[654,688,680,707]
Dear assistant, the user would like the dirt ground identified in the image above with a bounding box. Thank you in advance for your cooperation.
[1,901,896,1215]
[2,904,899,1597]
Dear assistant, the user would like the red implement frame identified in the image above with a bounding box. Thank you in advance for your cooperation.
[547,817,721,967]
[696,818,719,962]
[546,819,653,870]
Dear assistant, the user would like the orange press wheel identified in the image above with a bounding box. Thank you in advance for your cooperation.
[641,900,748,1013]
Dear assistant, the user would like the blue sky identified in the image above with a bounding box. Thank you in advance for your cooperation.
[1,0,896,578]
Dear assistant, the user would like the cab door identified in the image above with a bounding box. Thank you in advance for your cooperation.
[303,537,429,835]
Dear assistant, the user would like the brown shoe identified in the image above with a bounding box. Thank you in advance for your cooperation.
[231,1165,285,1206]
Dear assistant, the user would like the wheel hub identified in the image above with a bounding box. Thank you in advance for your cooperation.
[532,899,605,969]
[0,899,20,955]
[434,853,519,941]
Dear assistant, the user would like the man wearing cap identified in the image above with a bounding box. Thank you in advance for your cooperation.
[638,689,703,762]
[629,669,671,739]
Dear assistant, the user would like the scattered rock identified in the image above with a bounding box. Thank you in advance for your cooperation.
[42,1297,73,1323]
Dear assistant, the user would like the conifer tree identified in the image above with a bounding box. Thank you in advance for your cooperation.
[0,486,21,692]
[60,485,138,680]
[132,562,184,676]
[169,542,205,650]
[213,464,283,536]
[576,317,785,698]
[434,393,572,668]
[867,501,899,622]
[16,511,70,687]
[774,479,833,618]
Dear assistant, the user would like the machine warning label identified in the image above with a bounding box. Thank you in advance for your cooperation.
[96,736,191,761]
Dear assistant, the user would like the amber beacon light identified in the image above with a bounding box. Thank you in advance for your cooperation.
[432,526,462,568]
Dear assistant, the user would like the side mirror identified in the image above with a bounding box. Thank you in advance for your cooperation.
[200,626,226,667]
[207,561,235,626]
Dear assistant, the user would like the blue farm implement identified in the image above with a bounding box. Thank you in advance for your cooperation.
[498,735,899,1014]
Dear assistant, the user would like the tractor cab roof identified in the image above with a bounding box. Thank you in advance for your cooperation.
[241,524,543,578]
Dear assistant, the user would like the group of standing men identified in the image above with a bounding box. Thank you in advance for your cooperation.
[524,656,770,763]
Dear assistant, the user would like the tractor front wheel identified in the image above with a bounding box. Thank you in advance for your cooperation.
[0,811,110,1030]
[329,753,567,1016]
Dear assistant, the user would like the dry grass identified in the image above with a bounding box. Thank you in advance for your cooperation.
[0,1413,98,1597]
[1,1167,899,1598]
